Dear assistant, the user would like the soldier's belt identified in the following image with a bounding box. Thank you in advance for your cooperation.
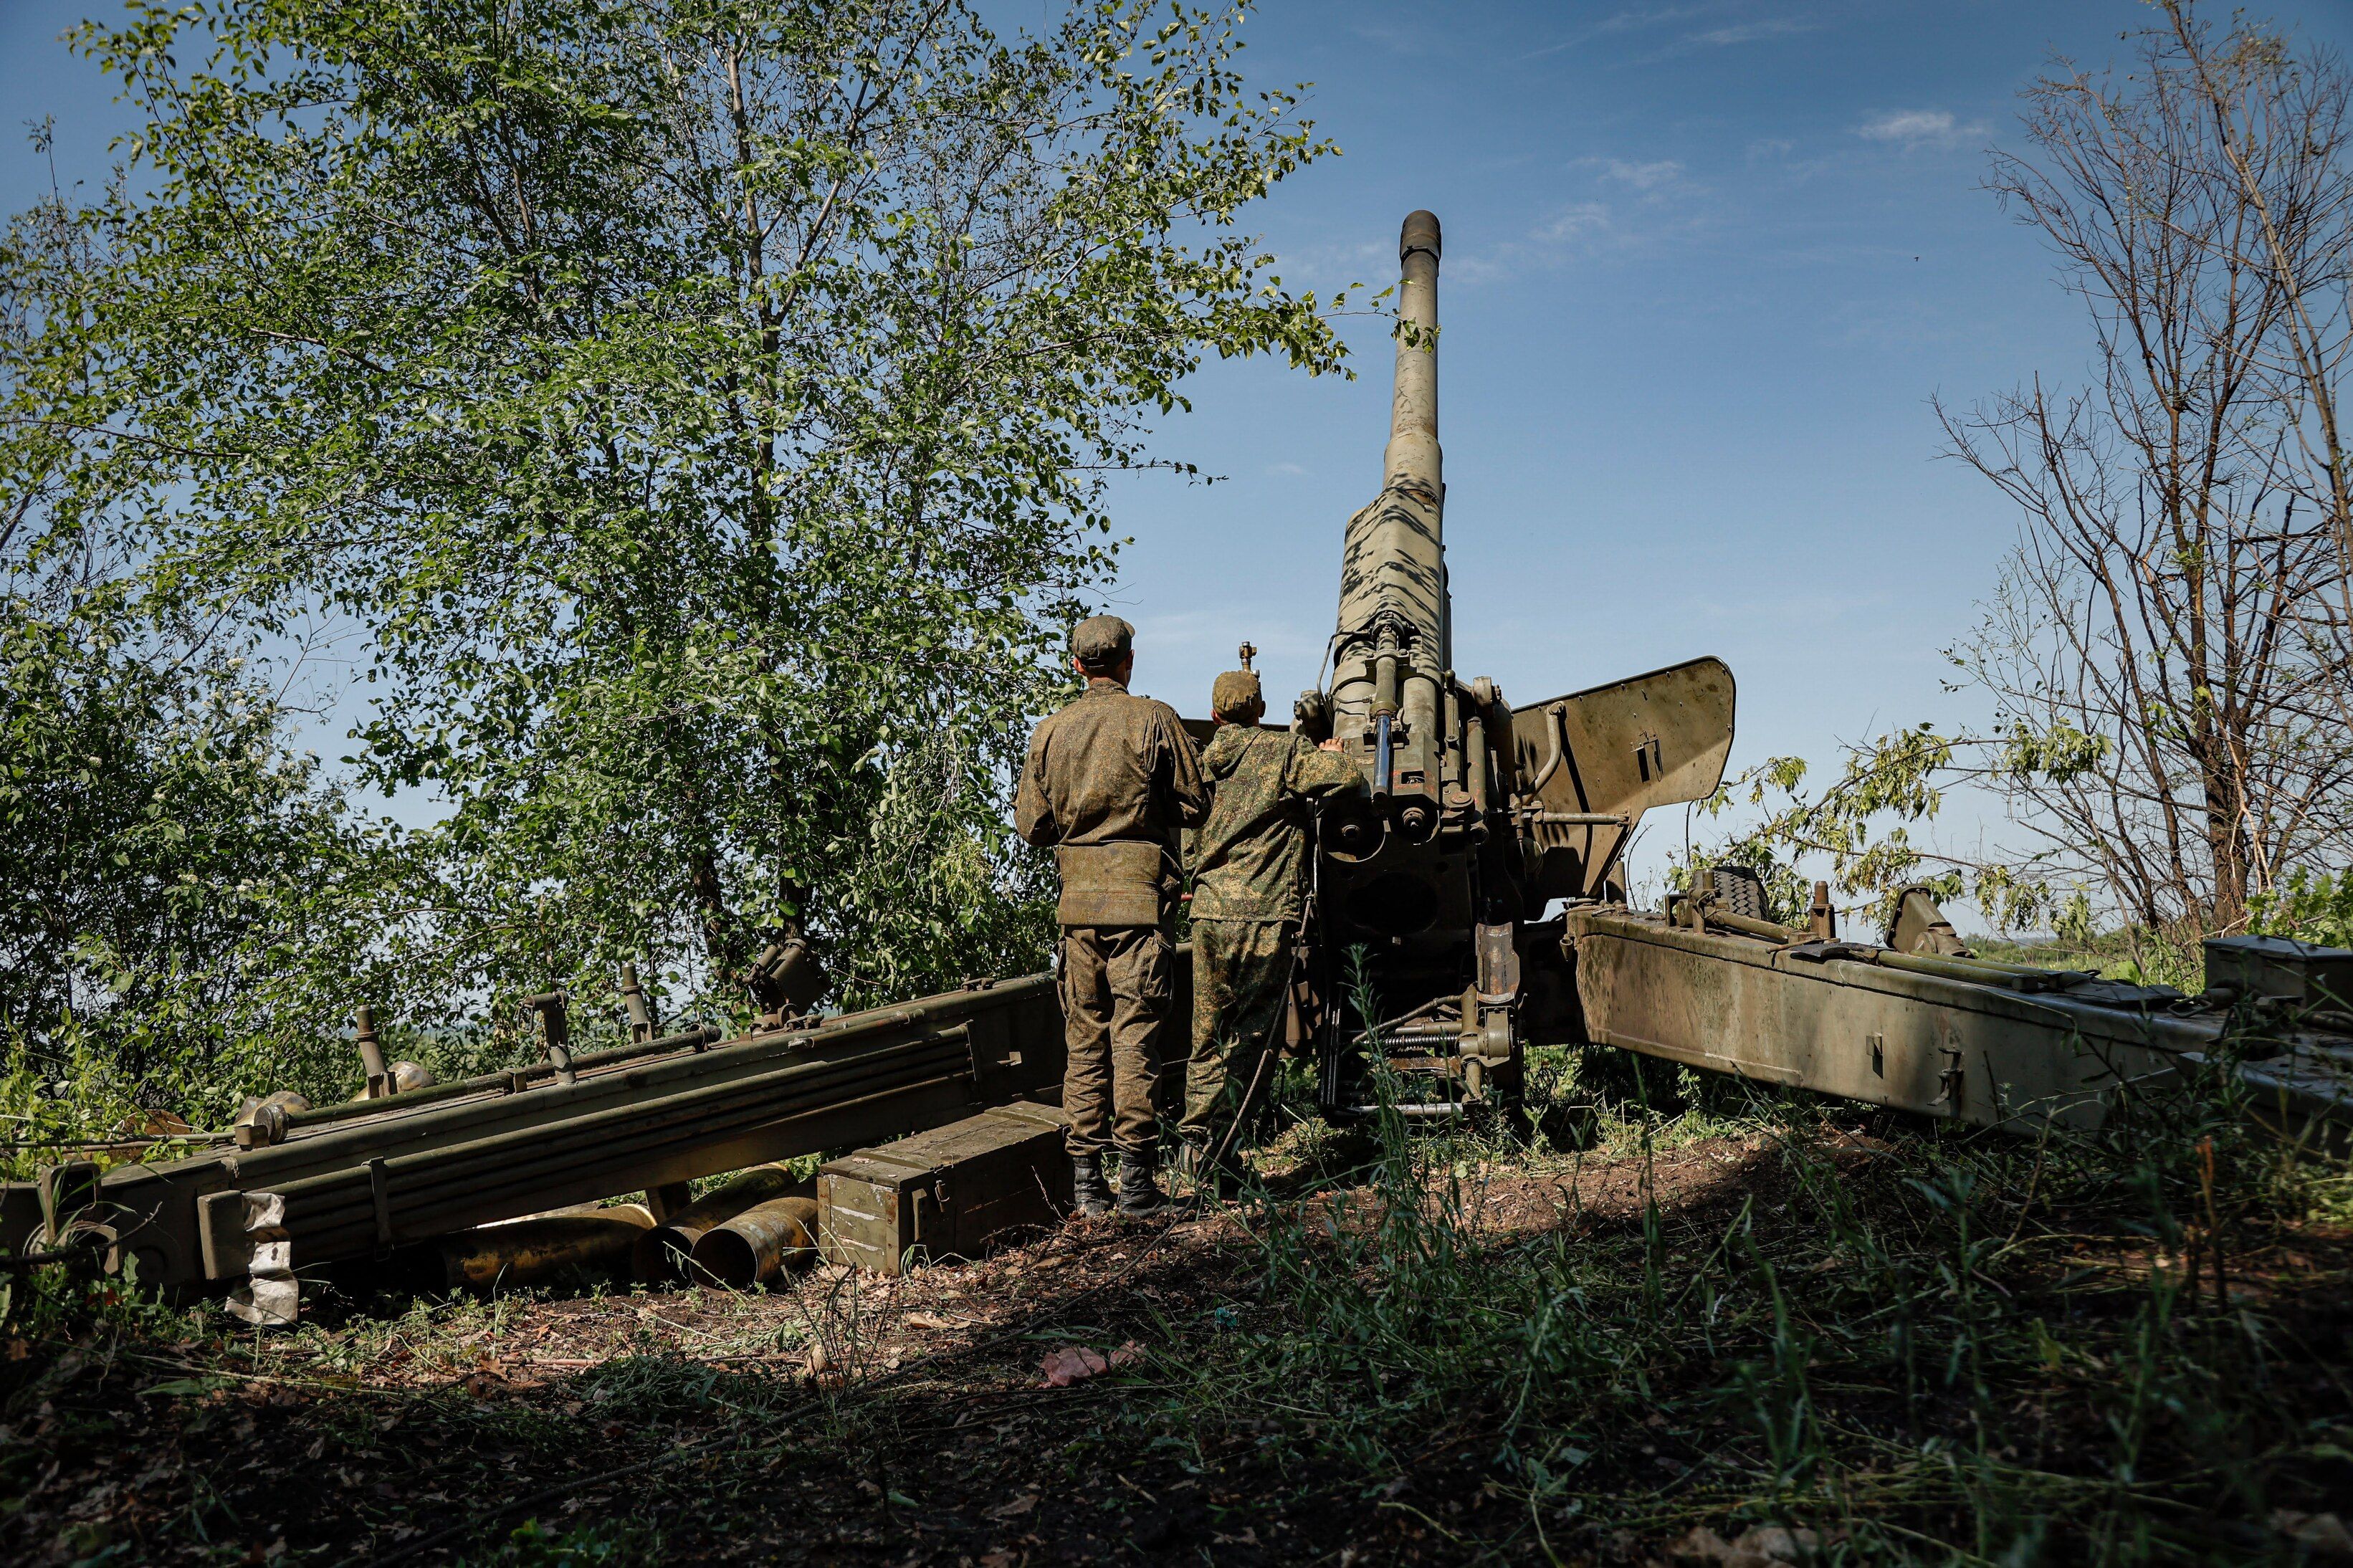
[1054,841,1168,927]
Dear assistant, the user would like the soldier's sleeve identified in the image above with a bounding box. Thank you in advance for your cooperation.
[1160,704,1212,828]
[1289,735,1368,800]
[1013,723,1059,846]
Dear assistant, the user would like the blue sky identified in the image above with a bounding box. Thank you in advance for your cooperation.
[1087,0,2353,914]
[7,0,2350,922]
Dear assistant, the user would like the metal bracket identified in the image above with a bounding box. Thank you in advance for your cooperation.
[1476,922,1522,1003]
[368,1157,395,1254]
[1933,1048,1965,1112]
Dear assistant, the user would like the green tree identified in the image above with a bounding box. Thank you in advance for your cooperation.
[1685,4,2353,957]
[0,594,405,1137]
[1,0,1347,1067]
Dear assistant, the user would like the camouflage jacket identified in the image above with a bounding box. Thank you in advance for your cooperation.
[1015,678,1209,926]
[1186,726,1365,923]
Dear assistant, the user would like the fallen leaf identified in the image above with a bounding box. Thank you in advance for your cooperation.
[1669,1524,1823,1566]
[991,1493,1040,1519]
[1038,1342,1142,1387]
[905,1312,957,1332]
[1737,1525,1821,1562]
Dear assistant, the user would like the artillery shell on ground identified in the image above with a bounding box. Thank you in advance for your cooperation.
[431,1203,654,1293]
[689,1195,819,1288]
[633,1164,808,1282]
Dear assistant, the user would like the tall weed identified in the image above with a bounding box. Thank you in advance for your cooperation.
[1152,988,2353,1560]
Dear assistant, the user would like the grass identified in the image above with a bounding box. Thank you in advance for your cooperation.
[1137,1005,2353,1564]
[1972,929,2210,992]
[3,1018,2349,1564]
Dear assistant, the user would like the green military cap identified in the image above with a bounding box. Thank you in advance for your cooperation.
[1070,614,1135,668]
[1211,668,1263,717]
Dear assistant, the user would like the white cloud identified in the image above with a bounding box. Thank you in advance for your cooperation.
[1526,4,1814,60]
[1595,3,1716,32]
[1856,109,1989,150]
[1595,158,1686,190]
[1537,201,1614,244]
[1690,16,1813,45]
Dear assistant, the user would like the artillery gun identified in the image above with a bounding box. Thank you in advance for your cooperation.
[1288,211,2353,1137]
[1292,210,1735,1119]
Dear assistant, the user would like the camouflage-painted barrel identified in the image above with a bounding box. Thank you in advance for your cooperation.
[1330,210,1449,845]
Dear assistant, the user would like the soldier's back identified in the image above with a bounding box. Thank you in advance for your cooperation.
[1190,727,1361,922]
[1024,682,1193,848]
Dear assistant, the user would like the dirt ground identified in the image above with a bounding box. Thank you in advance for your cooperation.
[0,1138,1795,1567]
[5,1125,2349,1566]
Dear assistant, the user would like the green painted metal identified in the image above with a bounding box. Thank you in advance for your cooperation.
[1562,905,2353,1132]
[4,975,1063,1316]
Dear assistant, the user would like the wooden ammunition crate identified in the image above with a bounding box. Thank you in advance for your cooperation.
[817,1102,1071,1275]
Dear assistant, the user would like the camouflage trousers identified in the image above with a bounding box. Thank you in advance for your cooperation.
[1057,925,1170,1160]
[1181,919,1294,1146]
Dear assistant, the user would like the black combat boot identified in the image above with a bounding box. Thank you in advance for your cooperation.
[1115,1149,1167,1218]
[1069,1151,1112,1219]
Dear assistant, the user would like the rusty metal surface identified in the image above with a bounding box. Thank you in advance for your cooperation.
[691,1195,819,1288]
[435,1208,652,1293]
[634,1164,808,1283]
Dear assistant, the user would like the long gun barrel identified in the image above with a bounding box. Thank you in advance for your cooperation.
[1333,211,1449,841]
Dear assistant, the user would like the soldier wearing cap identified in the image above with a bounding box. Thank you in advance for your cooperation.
[1015,616,1208,1218]
[1181,663,1364,1185]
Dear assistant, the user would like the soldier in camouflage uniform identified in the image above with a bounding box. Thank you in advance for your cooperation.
[1015,616,1208,1218]
[1182,666,1364,1180]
